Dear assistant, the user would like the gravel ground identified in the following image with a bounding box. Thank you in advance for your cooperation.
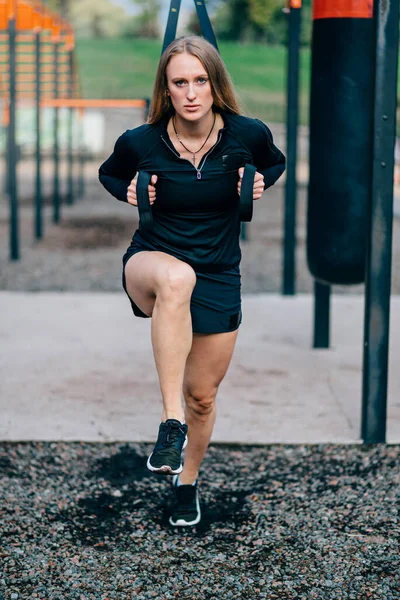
[1,442,399,599]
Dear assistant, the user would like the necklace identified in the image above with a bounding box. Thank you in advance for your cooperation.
[172,112,216,169]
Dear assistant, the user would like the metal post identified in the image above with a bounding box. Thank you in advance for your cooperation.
[78,108,85,198]
[313,280,330,348]
[8,16,19,260]
[144,97,150,121]
[67,49,74,205]
[35,30,42,239]
[53,40,60,222]
[4,122,10,195]
[283,2,301,295]
[361,0,399,443]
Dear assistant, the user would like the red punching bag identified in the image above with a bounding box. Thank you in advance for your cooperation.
[307,0,374,285]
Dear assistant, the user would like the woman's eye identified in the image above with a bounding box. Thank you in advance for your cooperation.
[174,78,208,86]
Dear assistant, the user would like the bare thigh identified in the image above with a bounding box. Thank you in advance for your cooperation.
[124,251,196,317]
[183,329,239,398]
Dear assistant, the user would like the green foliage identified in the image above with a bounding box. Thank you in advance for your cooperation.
[248,0,277,29]
[213,0,281,42]
[212,0,312,45]
[213,0,250,41]
[128,0,161,39]
[68,0,127,38]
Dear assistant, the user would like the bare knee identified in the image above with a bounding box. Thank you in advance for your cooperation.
[156,263,196,305]
[184,387,217,418]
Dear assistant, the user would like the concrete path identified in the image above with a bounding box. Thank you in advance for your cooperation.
[1,292,399,444]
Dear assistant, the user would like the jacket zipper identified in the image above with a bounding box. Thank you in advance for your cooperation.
[161,131,223,180]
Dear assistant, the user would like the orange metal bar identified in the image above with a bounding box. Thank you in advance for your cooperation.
[15,44,36,50]
[0,6,8,29]
[40,98,147,109]
[9,0,17,20]
[39,65,69,73]
[40,55,66,63]
[16,3,34,30]
[2,101,9,126]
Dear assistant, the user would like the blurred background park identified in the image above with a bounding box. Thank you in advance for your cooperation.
[64,0,312,125]
[1,0,399,297]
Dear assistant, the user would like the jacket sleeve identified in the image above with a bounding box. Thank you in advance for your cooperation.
[98,130,138,203]
[252,119,286,191]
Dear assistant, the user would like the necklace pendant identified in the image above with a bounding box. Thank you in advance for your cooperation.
[197,171,201,180]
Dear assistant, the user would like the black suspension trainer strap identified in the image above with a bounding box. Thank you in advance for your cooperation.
[193,0,219,51]
[162,0,218,54]
[136,171,154,232]
[239,164,257,222]
[162,0,181,55]
[161,0,254,223]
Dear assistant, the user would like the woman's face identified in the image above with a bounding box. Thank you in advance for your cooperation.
[166,52,214,122]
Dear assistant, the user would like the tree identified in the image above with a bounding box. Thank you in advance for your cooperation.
[131,0,161,39]
[68,0,127,38]
[185,0,221,36]
[213,0,283,42]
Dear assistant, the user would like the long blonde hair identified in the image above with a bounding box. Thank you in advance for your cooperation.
[147,35,242,124]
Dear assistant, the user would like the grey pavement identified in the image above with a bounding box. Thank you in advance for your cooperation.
[1,291,399,444]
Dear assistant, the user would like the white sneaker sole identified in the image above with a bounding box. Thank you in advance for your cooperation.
[146,435,188,474]
[169,493,201,527]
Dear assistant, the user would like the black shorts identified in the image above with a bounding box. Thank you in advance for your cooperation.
[122,241,242,335]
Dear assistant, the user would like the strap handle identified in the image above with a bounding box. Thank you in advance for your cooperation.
[136,171,154,232]
[239,163,256,222]
[162,0,219,55]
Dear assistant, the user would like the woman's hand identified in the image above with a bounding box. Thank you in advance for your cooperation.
[237,167,265,200]
[127,172,158,206]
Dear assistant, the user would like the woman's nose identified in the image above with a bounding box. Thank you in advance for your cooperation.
[186,84,197,99]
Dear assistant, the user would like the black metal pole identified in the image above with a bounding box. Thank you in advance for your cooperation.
[313,280,330,348]
[35,30,43,240]
[53,40,60,222]
[67,49,74,205]
[78,108,85,198]
[8,17,19,260]
[283,5,301,295]
[361,0,399,443]
[4,122,10,195]
[144,97,150,121]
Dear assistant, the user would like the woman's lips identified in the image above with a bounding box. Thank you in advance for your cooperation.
[185,106,200,110]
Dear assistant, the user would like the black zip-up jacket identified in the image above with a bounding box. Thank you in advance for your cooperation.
[99,110,286,272]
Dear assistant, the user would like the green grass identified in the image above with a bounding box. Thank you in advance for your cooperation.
[75,37,311,125]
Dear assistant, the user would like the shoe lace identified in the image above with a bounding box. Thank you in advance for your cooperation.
[160,422,186,446]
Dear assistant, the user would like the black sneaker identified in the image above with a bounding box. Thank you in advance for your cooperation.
[147,419,188,475]
[169,475,201,527]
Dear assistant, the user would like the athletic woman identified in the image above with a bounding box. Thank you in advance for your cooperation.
[99,35,285,527]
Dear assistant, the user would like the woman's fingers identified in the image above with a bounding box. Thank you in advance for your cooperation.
[126,172,158,206]
[127,173,138,205]
[148,174,157,204]
[237,169,265,200]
